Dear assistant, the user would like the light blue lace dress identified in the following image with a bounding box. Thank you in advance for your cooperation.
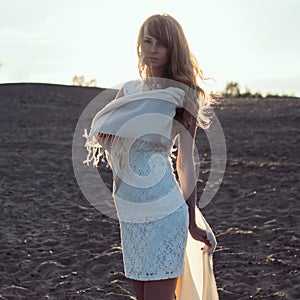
[111,81,189,281]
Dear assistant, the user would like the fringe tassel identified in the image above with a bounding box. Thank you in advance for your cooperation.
[82,128,111,168]
[83,127,177,177]
[170,144,178,159]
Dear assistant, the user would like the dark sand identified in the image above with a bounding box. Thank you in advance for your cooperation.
[0,83,299,300]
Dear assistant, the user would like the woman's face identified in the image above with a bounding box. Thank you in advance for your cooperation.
[141,28,169,77]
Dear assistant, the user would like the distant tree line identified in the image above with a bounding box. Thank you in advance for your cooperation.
[72,75,97,87]
[71,76,296,98]
[222,81,296,98]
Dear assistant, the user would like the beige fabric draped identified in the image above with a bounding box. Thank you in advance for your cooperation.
[176,206,219,300]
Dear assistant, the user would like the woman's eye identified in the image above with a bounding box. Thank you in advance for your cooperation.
[143,40,151,43]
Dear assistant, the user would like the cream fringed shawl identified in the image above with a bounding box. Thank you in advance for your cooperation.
[83,87,219,300]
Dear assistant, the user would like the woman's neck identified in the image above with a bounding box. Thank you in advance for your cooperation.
[149,67,166,78]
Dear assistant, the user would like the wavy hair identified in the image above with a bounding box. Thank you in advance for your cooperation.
[137,14,218,130]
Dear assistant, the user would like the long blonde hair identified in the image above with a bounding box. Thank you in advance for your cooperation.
[137,14,217,130]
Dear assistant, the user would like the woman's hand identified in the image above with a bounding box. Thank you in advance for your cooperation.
[189,224,212,249]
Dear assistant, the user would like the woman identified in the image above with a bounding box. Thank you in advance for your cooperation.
[84,14,219,300]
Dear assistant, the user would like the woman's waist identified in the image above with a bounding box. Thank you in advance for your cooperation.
[113,152,175,179]
[112,181,186,223]
[113,165,179,193]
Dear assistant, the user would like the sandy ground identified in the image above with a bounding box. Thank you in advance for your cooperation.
[0,83,299,300]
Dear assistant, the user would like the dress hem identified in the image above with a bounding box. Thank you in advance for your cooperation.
[124,271,184,282]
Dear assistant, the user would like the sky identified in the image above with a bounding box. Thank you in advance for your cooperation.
[0,0,299,96]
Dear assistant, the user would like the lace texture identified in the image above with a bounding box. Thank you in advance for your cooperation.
[114,139,189,280]
[113,81,189,280]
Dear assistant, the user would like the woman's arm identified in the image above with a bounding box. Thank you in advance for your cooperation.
[176,119,211,247]
[176,119,197,227]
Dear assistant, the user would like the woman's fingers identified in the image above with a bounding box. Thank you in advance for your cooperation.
[201,230,211,246]
[204,238,212,247]
[190,226,213,248]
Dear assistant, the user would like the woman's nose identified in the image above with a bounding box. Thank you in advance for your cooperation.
[150,44,158,53]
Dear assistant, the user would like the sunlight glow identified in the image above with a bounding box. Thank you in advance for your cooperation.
[0,0,299,96]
